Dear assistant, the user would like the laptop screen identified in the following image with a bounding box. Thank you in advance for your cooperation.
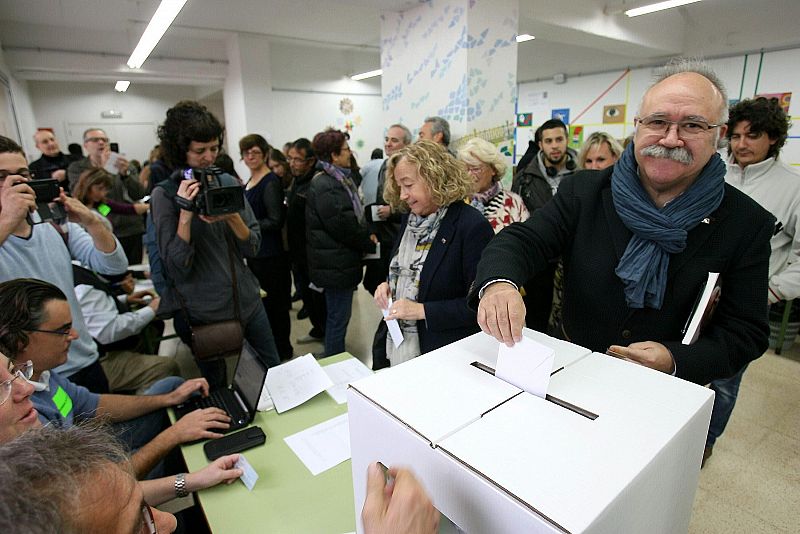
[233,341,268,414]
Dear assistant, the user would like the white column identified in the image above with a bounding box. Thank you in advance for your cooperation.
[223,33,274,179]
[381,0,518,142]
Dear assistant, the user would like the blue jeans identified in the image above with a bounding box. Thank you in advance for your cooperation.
[112,376,184,478]
[324,287,355,356]
[706,364,748,447]
[243,303,280,369]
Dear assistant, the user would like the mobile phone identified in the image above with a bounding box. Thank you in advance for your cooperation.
[204,426,266,461]
[109,142,119,153]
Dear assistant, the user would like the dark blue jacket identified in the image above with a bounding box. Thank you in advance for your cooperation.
[394,201,494,354]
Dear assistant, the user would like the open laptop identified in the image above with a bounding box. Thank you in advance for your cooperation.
[173,341,267,433]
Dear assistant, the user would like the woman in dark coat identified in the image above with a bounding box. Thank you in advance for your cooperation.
[305,129,377,356]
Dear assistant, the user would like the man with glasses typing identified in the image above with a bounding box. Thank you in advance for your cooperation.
[473,58,774,386]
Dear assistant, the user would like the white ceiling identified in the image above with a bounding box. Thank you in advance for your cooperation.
[1,0,798,87]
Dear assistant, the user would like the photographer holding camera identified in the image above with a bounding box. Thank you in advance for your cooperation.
[151,101,280,386]
[0,135,132,393]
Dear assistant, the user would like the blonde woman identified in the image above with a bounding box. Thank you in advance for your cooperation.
[374,141,493,366]
[458,137,529,232]
[577,131,623,170]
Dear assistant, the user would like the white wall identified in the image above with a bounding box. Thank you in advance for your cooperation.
[0,42,37,155]
[271,90,383,162]
[516,49,800,165]
[28,82,198,164]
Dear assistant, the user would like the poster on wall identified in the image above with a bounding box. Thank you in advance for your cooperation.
[756,92,791,114]
[569,125,584,150]
[517,113,532,127]
[552,108,570,125]
[603,104,626,124]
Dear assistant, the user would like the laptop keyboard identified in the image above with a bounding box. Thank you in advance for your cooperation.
[193,389,247,422]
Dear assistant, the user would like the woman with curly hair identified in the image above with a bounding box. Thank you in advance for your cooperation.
[151,101,279,385]
[374,140,494,365]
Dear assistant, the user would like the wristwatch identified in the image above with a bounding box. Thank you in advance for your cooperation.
[174,473,188,497]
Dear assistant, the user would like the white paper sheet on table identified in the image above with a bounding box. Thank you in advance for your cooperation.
[381,298,404,348]
[284,413,351,475]
[324,358,373,404]
[265,354,333,413]
[257,384,274,412]
[495,336,555,399]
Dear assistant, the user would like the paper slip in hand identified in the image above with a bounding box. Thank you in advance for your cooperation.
[381,298,404,348]
[496,337,555,399]
[235,455,259,491]
[284,414,350,476]
[265,354,334,413]
[324,358,373,404]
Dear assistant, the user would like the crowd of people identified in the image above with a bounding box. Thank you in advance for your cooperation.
[0,57,796,532]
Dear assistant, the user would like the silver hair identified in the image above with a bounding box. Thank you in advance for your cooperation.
[424,116,451,146]
[388,124,412,145]
[0,423,131,533]
[639,57,729,147]
[82,127,106,141]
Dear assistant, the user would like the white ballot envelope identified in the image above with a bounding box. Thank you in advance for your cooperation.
[496,337,555,399]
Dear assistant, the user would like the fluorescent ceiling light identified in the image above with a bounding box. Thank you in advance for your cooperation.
[516,34,536,43]
[351,69,383,81]
[115,80,131,92]
[127,0,188,68]
[625,0,701,17]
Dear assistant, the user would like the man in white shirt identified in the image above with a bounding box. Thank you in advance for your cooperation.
[704,96,800,465]
[73,265,179,393]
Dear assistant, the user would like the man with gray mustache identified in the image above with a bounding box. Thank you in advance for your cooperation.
[471,58,775,387]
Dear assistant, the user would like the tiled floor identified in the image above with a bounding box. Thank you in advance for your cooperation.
[162,287,800,532]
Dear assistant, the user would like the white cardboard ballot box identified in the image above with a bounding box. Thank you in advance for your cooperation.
[348,331,713,534]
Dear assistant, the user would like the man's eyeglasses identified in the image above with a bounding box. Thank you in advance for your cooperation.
[287,157,311,164]
[635,115,721,139]
[25,326,73,337]
[0,169,32,182]
[0,360,34,406]
[85,136,109,143]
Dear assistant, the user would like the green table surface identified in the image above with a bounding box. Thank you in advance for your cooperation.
[175,353,357,534]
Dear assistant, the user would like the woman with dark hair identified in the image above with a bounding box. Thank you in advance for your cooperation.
[374,141,493,365]
[240,134,292,361]
[151,101,279,385]
[73,168,148,231]
[267,148,292,190]
[306,129,377,356]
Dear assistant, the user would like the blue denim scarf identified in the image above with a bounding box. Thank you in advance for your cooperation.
[611,143,725,309]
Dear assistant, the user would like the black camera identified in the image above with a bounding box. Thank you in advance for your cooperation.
[173,166,244,216]
[22,178,67,225]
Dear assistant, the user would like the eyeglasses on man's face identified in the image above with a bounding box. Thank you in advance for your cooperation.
[0,360,34,406]
[85,136,109,144]
[25,326,73,337]
[635,114,721,139]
